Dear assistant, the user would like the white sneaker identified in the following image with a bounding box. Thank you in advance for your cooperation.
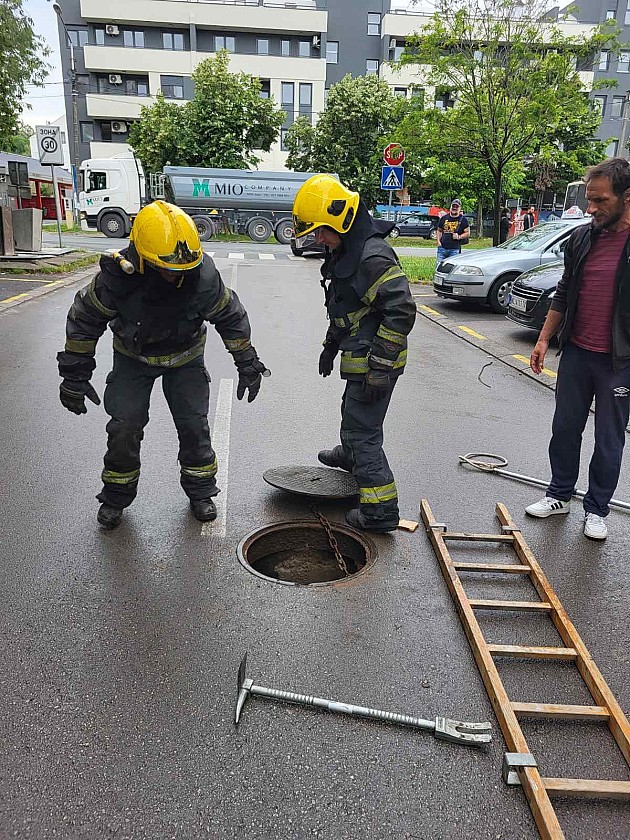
[525,496,571,518]
[584,513,608,540]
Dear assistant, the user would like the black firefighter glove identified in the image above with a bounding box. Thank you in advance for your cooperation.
[362,368,392,403]
[319,340,339,378]
[235,358,270,403]
[59,380,101,415]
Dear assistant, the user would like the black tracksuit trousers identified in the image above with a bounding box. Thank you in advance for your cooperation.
[97,350,218,509]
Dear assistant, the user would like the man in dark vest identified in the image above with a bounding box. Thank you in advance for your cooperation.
[292,175,416,532]
[57,201,267,529]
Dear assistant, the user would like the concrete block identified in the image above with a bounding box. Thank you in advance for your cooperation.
[11,208,43,252]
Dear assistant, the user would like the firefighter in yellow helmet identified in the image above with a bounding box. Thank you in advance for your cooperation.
[57,201,268,529]
[293,175,416,532]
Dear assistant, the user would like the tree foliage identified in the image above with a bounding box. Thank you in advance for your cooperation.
[0,0,50,150]
[5,120,34,155]
[285,74,407,207]
[402,0,619,241]
[129,52,285,173]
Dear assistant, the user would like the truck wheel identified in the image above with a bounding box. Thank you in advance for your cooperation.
[275,220,294,245]
[192,215,215,242]
[488,273,518,314]
[247,218,273,242]
[99,212,126,238]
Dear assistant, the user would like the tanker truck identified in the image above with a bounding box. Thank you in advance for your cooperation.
[78,153,320,244]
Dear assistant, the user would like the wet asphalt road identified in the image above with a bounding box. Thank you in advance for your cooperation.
[0,254,629,839]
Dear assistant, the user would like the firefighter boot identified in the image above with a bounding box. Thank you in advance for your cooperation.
[345,508,398,534]
[97,503,124,529]
[318,446,352,472]
[190,499,217,522]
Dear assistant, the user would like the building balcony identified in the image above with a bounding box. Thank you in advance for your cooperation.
[86,93,153,119]
[84,46,327,82]
[79,0,326,34]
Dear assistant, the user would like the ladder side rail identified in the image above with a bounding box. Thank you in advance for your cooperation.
[420,500,566,840]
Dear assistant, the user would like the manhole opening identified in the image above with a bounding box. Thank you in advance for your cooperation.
[237,520,376,586]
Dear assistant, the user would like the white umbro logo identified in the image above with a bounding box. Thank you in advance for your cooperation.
[613,386,630,397]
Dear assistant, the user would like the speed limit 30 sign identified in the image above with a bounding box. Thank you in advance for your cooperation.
[36,125,64,166]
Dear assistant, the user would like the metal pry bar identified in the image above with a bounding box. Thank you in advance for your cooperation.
[234,653,492,747]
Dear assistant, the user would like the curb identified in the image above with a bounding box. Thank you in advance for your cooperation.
[0,268,95,316]
[414,300,557,393]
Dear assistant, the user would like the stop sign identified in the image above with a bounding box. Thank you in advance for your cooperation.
[383,143,405,166]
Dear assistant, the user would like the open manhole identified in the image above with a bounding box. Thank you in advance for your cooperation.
[237,520,376,586]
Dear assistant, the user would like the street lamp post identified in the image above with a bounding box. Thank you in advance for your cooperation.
[52,2,81,227]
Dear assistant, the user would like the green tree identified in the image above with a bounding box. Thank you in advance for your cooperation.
[286,74,407,207]
[0,0,50,150]
[402,0,619,242]
[5,120,34,155]
[129,52,285,174]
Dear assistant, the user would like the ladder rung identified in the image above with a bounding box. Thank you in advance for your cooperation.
[469,599,552,612]
[543,777,630,800]
[512,702,610,721]
[442,532,515,543]
[488,644,577,661]
[452,562,531,574]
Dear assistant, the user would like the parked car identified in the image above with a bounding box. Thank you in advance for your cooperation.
[433,217,590,314]
[506,261,562,331]
[389,213,439,240]
[290,232,326,257]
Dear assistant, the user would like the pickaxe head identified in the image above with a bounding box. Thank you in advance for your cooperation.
[235,652,254,725]
[434,716,492,745]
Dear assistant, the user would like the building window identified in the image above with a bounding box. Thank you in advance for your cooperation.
[257,39,269,55]
[366,59,379,75]
[100,121,112,142]
[599,51,610,70]
[123,30,145,48]
[299,82,312,120]
[94,28,105,46]
[281,82,294,108]
[299,41,310,57]
[593,96,607,116]
[619,51,630,72]
[606,10,616,18]
[80,122,94,142]
[281,40,291,56]
[607,139,619,156]
[612,95,625,117]
[161,75,185,99]
[259,79,271,99]
[282,82,295,132]
[626,0,630,25]
[367,12,381,35]
[69,29,88,47]
[126,78,149,96]
[393,87,407,98]
[60,131,66,144]
[281,127,290,151]
[163,32,185,50]
[215,36,235,52]
[326,40,338,64]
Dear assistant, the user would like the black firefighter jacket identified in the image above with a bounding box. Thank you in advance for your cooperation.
[551,221,630,369]
[57,249,254,383]
[321,204,417,380]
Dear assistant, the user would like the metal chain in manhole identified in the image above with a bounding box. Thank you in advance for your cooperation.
[310,506,349,577]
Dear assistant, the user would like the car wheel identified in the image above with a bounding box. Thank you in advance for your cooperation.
[389,227,400,239]
[430,228,438,240]
[488,274,518,314]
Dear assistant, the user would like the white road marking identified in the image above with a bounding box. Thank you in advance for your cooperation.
[228,252,245,260]
[258,253,275,260]
[229,262,239,294]
[201,378,234,539]
[288,255,307,261]
[205,251,215,257]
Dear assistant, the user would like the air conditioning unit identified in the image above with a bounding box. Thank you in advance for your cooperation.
[109,74,123,85]
[389,38,397,50]
[111,120,128,133]
[105,24,119,35]
[312,35,321,48]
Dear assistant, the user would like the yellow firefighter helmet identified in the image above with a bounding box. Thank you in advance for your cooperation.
[292,174,359,238]
[130,201,203,272]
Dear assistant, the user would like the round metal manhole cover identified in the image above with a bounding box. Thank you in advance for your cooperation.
[237,520,376,586]
[263,465,358,499]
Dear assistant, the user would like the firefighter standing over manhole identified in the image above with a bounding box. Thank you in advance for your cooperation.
[56,201,268,529]
[293,175,416,533]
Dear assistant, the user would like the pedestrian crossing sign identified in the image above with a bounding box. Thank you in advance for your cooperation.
[381,165,404,190]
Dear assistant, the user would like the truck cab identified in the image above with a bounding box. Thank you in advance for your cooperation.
[79,155,145,237]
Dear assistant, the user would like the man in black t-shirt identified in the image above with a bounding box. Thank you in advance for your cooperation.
[437,199,471,264]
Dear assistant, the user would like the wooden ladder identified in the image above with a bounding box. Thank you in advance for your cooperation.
[420,499,630,840]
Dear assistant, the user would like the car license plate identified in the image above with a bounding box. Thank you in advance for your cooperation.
[434,275,443,286]
[510,294,528,313]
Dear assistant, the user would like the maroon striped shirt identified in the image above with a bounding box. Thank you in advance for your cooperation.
[572,227,630,353]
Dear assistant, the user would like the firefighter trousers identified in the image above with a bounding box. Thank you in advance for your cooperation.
[337,379,399,527]
[97,350,218,509]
